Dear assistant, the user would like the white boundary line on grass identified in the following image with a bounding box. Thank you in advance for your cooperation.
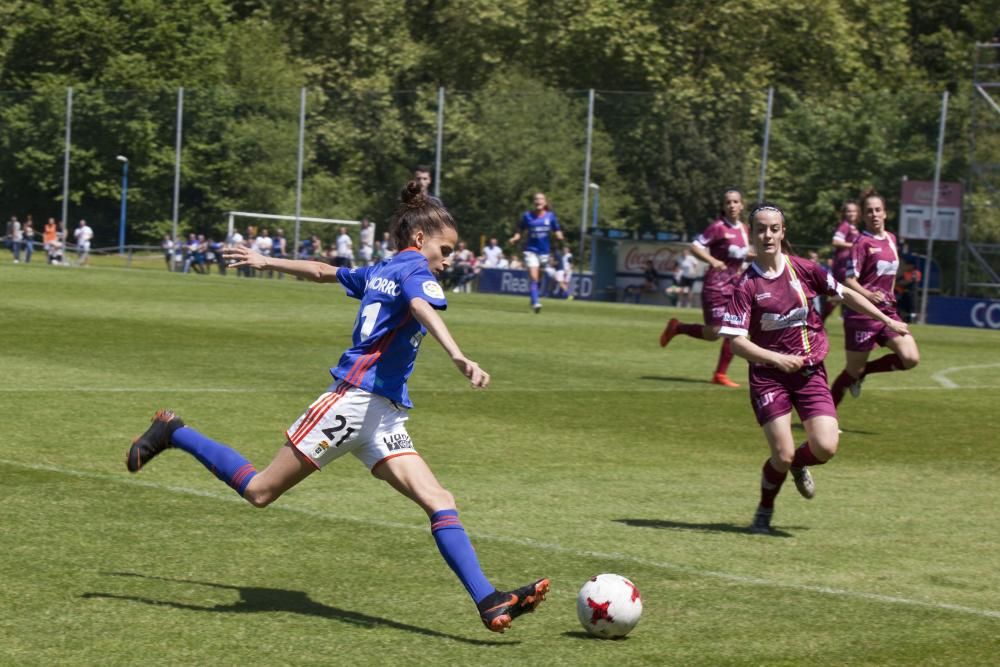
[931,362,1000,389]
[3,458,999,621]
[2,385,1000,394]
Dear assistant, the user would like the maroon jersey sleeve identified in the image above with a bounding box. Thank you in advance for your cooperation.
[719,275,754,337]
[796,257,843,298]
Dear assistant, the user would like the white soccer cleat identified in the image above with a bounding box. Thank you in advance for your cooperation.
[790,466,815,499]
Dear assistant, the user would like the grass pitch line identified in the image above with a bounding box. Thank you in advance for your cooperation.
[4,458,1000,622]
[931,362,1000,389]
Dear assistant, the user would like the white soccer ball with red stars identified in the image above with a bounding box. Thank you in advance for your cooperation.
[576,573,643,639]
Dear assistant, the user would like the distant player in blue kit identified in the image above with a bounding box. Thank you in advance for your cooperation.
[509,192,564,313]
[125,181,549,633]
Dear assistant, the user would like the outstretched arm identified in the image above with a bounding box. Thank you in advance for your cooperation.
[223,245,339,282]
[690,243,724,271]
[409,297,490,388]
[839,285,909,336]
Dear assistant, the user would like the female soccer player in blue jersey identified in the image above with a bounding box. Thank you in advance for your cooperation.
[126,181,549,633]
[509,192,564,313]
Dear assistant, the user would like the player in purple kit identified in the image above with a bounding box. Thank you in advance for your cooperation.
[509,192,564,313]
[125,181,549,633]
[830,189,920,406]
[659,188,750,387]
[719,203,909,534]
[823,200,862,321]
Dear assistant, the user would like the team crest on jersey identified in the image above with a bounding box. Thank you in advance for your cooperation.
[422,280,444,299]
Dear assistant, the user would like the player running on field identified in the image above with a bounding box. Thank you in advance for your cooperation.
[823,200,862,322]
[829,189,920,407]
[718,203,909,534]
[509,192,564,313]
[126,181,549,633]
[659,188,751,387]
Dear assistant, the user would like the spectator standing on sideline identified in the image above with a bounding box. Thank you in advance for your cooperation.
[677,248,702,308]
[451,240,475,292]
[381,231,395,260]
[895,260,921,324]
[161,235,175,270]
[508,192,564,313]
[255,229,274,278]
[414,165,443,206]
[43,218,58,263]
[658,188,751,388]
[8,215,22,263]
[335,226,354,268]
[22,216,35,263]
[480,238,503,268]
[271,229,287,279]
[74,219,93,266]
[359,218,375,265]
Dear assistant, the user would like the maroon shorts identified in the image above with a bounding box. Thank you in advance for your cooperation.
[748,363,837,426]
[701,289,731,327]
[843,312,902,352]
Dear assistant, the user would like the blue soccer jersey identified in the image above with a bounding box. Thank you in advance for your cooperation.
[519,210,560,255]
[332,249,447,407]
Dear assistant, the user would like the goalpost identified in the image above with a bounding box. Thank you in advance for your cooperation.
[226,211,367,259]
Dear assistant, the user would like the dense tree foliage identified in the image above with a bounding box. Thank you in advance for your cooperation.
[0,0,996,255]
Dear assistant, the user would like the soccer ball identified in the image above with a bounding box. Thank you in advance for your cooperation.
[576,573,643,639]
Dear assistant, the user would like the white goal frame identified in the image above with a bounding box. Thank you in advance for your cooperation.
[226,211,363,240]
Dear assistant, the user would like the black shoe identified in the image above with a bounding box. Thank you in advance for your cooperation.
[477,578,550,633]
[749,506,774,535]
[126,410,184,473]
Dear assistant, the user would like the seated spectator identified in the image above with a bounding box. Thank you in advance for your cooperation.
[624,259,660,303]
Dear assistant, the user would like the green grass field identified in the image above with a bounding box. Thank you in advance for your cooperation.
[2,260,999,666]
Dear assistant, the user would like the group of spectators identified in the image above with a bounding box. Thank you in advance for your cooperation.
[5,215,93,266]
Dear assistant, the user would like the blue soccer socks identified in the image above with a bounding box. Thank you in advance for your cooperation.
[171,426,258,496]
[529,280,539,306]
[430,509,495,604]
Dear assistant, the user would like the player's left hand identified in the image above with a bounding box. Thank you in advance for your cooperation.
[454,356,490,389]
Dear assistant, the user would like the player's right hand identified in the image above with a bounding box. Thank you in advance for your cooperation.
[771,353,805,374]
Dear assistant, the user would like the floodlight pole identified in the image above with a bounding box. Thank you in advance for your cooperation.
[919,90,949,325]
[757,86,774,203]
[435,86,445,199]
[61,87,73,240]
[171,87,184,271]
[589,183,600,275]
[116,155,129,254]
[579,88,595,263]
[293,86,306,259]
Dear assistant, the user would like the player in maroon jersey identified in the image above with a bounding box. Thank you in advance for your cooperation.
[822,200,862,321]
[659,188,750,387]
[829,190,920,406]
[719,202,909,534]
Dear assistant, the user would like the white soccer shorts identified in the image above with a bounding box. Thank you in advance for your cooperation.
[285,382,417,472]
[523,251,549,269]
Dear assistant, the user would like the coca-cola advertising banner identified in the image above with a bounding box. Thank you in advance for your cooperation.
[617,241,689,274]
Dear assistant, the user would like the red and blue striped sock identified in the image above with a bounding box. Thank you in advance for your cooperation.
[430,509,495,604]
[171,426,258,496]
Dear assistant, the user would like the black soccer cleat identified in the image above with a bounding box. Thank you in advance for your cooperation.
[126,410,184,473]
[477,578,550,633]
[749,506,774,535]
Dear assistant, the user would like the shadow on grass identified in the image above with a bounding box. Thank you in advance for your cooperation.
[639,375,714,385]
[561,630,633,641]
[614,518,799,539]
[790,422,878,435]
[83,572,512,646]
